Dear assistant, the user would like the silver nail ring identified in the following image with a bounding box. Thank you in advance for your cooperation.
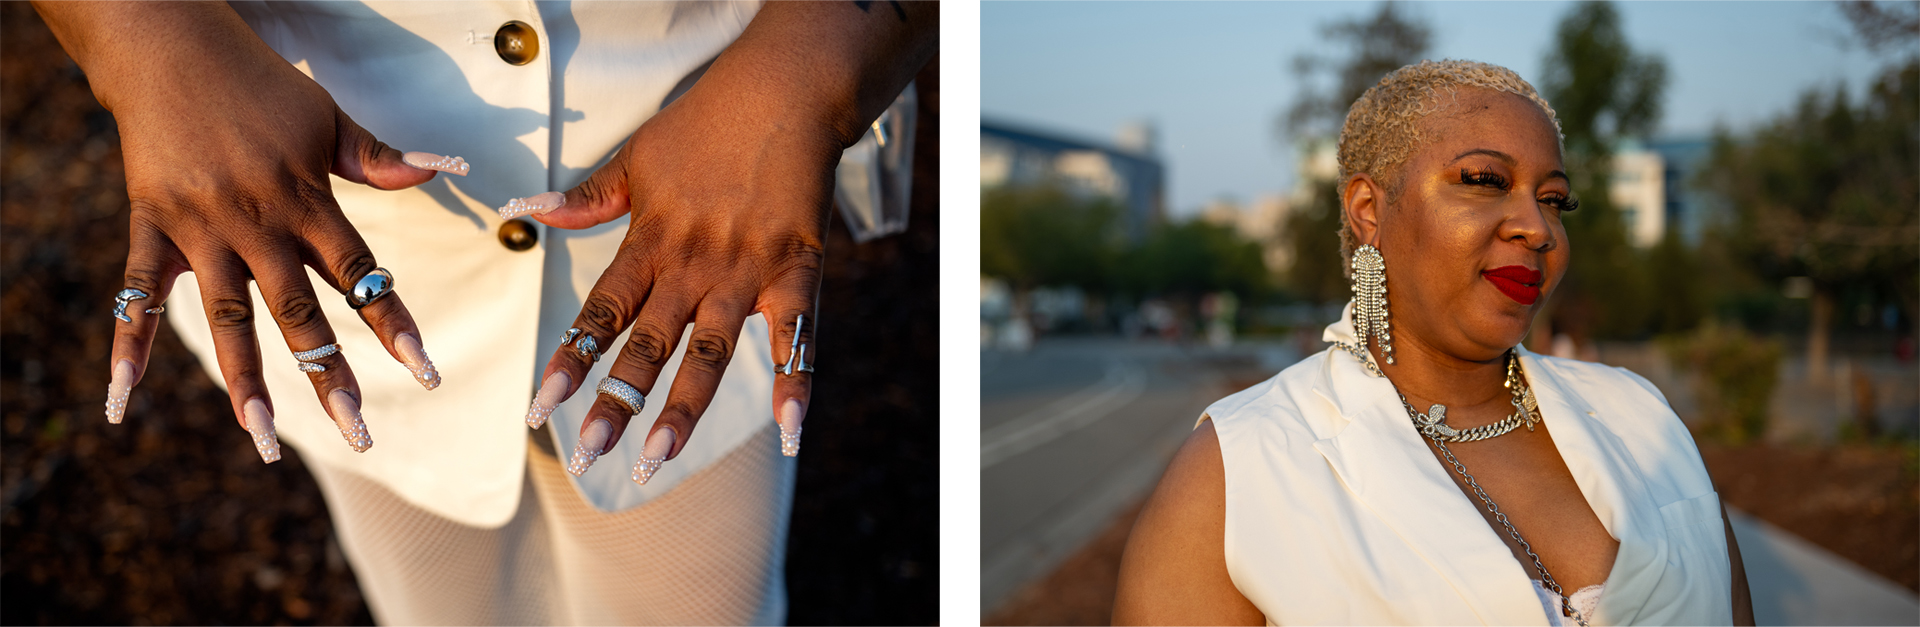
[113,288,151,323]
[295,343,341,373]
[347,268,395,310]
[596,377,646,416]
[777,314,815,376]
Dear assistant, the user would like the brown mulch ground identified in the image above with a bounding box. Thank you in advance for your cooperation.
[1,5,938,625]
[1701,441,1920,593]
[986,443,1920,625]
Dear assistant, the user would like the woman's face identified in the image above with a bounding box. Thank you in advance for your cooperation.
[1349,88,1573,362]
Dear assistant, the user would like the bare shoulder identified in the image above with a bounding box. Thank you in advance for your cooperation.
[1112,420,1264,626]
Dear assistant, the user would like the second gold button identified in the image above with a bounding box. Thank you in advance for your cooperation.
[494,21,538,66]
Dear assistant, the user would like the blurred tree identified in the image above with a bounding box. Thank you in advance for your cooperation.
[1698,61,1919,381]
[1279,1,1431,305]
[1538,0,1669,342]
[1282,1,1433,142]
[1127,219,1270,300]
[981,185,1124,292]
[1838,0,1920,57]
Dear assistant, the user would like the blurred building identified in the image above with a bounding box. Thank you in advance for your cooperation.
[1200,194,1293,273]
[1614,137,1719,247]
[981,118,1167,241]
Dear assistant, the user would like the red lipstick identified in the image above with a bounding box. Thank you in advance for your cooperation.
[1482,265,1542,305]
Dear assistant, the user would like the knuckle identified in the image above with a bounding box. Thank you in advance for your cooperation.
[331,253,377,286]
[621,325,673,366]
[206,297,254,330]
[682,329,734,374]
[270,293,323,329]
[122,273,164,295]
[579,296,628,336]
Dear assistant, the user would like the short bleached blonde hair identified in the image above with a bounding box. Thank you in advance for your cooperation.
[1335,59,1563,274]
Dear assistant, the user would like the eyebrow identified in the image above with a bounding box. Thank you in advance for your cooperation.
[1449,148,1569,182]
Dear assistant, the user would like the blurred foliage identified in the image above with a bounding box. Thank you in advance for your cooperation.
[1539,0,1669,341]
[981,185,1124,292]
[1281,1,1432,143]
[981,184,1269,304]
[1697,60,1920,344]
[1838,0,1920,57]
[1662,322,1783,444]
[1278,1,1432,305]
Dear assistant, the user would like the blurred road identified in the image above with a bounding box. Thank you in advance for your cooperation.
[980,337,1297,612]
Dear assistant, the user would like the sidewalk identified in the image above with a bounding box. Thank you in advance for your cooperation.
[1731,507,1920,626]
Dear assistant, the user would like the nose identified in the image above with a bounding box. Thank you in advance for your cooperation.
[1499,196,1556,252]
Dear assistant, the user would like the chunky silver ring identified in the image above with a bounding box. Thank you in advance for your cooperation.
[595,377,646,415]
[560,327,581,346]
[347,268,395,310]
[294,343,341,373]
[576,335,601,363]
[776,314,815,376]
[113,288,151,323]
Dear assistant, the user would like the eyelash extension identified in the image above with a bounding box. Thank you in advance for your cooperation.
[1542,195,1581,212]
[1460,168,1510,190]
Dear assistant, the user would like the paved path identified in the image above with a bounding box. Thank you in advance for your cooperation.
[1730,507,1920,625]
[980,338,1294,613]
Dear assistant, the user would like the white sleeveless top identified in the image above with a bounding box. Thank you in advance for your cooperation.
[1204,303,1733,625]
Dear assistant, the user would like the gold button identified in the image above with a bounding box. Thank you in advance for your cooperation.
[494,21,538,66]
[498,219,538,251]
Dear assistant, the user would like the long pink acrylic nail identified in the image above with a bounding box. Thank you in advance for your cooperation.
[526,371,570,429]
[779,398,807,457]
[567,418,613,476]
[105,359,135,424]
[497,192,564,219]
[244,398,281,464]
[328,389,372,452]
[394,333,441,390]
[631,426,678,485]
[401,151,469,176]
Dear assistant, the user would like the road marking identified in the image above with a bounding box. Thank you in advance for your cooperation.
[981,360,1145,468]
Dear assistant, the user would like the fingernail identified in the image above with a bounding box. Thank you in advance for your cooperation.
[567,418,613,476]
[497,191,564,219]
[631,426,677,485]
[105,359,135,424]
[779,398,806,457]
[328,388,372,452]
[526,371,569,429]
[244,398,281,464]
[394,333,441,390]
[401,151,469,176]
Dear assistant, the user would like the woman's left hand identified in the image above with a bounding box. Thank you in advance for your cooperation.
[514,2,934,482]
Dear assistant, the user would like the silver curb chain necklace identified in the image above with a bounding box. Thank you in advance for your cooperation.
[1337,343,1590,627]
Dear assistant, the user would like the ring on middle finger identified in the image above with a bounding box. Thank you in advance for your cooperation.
[347,268,396,310]
[294,343,341,373]
[595,376,646,416]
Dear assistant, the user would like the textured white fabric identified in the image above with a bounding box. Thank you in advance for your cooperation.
[308,425,795,625]
[1203,302,1732,625]
[1535,580,1606,627]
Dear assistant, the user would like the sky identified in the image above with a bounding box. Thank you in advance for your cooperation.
[982,1,1898,217]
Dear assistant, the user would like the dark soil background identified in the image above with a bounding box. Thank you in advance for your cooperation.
[0,5,939,625]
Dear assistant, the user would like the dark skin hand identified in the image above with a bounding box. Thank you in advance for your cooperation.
[526,2,938,471]
[35,1,445,449]
[1114,89,1754,625]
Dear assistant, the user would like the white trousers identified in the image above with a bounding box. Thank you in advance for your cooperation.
[305,426,795,625]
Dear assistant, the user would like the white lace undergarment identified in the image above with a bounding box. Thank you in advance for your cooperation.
[1533,579,1605,626]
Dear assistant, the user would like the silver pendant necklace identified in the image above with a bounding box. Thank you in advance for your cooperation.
[1340,344,1591,626]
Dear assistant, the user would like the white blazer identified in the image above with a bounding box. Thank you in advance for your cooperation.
[1205,303,1733,625]
[166,1,782,527]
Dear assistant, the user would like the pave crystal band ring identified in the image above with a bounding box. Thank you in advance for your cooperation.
[347,268,395,310]
[596,377,646,415]
[294,343,341,373]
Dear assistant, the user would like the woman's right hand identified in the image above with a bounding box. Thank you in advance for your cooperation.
[33,1,464,461]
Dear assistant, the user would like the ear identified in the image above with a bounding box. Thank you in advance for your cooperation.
[1341,173,1385,248]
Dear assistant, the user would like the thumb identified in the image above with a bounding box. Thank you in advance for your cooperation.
[330,109,449,191]
[516,146,632,229]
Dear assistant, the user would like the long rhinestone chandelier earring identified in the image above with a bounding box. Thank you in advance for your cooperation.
[1351,244,1394,365]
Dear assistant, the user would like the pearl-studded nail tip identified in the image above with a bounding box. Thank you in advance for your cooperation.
[567,419,613,476]
[402,151,470,176]
[244,399,281,464]
[498,191,565,220]
[327,389,372,453]
[631,427,677,485]
[105,359,135,424]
